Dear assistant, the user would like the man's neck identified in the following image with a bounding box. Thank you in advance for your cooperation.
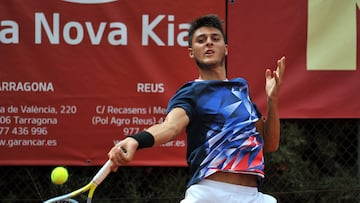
[198,65,227,80]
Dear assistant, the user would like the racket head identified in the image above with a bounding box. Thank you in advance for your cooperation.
[44,160,113,203]
[86,184,97,203]
[60,199,79,203]
[43,183,92,203]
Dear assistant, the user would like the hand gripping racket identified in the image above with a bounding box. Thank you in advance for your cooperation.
[43,160,114,203]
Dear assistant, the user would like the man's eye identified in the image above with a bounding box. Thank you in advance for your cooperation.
[197,39,205,43]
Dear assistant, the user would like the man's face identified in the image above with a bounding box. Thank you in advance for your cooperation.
[188,26,228,70]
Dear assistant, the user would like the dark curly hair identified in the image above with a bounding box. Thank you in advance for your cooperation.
[188,14,226,48]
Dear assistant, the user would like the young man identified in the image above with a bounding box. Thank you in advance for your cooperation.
[108,14,285,203]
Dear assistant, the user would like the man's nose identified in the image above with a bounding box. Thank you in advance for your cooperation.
[206,38,214,46]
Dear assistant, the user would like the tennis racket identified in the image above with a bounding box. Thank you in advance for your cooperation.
[43,160,114,203]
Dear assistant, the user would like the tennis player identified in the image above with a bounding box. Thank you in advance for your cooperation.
[108,14,285,203]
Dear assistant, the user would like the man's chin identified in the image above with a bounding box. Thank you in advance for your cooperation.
[195,60,217,70]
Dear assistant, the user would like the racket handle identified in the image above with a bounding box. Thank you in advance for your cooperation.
[91,160,113,185]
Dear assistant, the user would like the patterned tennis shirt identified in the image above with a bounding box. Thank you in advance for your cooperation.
[167,78,264,187]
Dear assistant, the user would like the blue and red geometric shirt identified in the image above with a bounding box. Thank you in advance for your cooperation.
[167,78,264,187]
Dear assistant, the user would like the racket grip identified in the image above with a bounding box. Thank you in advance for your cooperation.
[92,160,113,185]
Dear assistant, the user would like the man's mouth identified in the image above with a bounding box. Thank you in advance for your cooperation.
[205,50,215,55]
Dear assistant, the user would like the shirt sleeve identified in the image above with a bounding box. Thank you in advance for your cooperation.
[166,82,195,121]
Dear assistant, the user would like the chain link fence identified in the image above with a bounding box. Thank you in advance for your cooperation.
[1,119,359,202]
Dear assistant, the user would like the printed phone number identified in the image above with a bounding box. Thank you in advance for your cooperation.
[0,126,48,136]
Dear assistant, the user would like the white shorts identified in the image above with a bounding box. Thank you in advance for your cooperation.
[180,179,277,203]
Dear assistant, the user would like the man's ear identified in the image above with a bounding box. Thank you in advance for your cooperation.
[225,44,228,56]
[188,47,194,58]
